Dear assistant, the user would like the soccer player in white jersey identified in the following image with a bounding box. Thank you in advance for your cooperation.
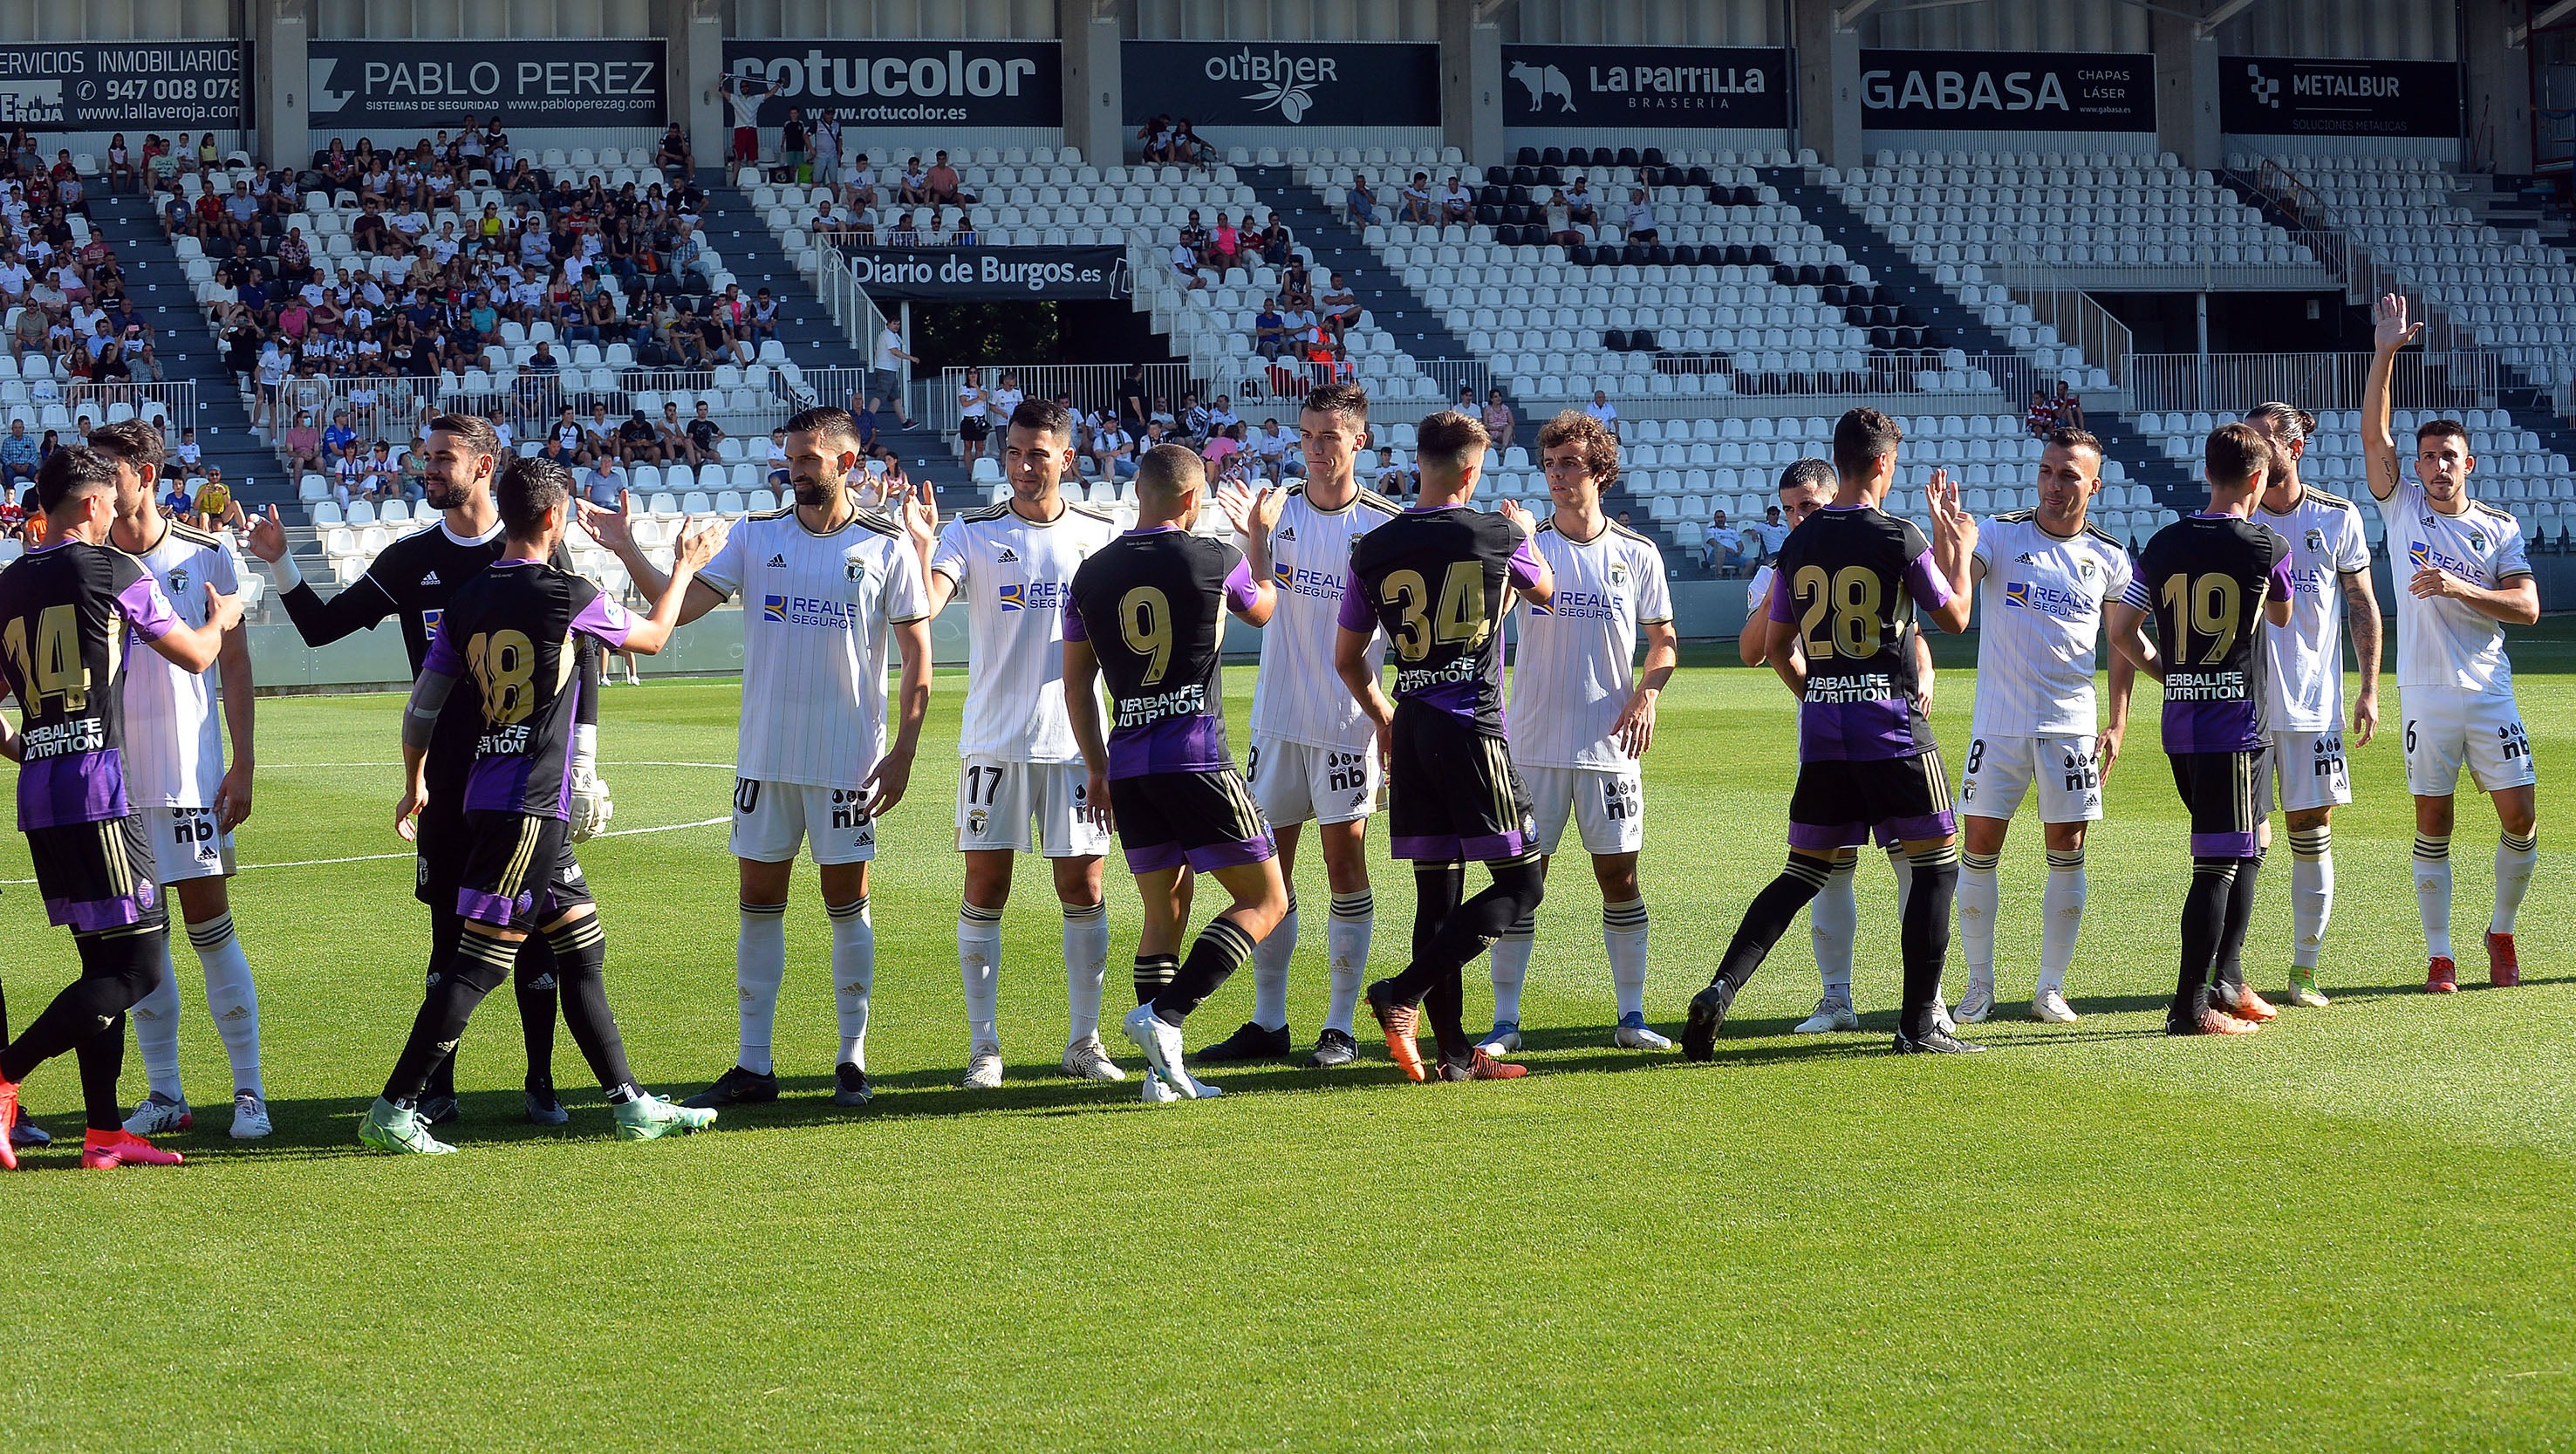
[1199,382,1397,1069]
[92,420,271,1139]
[1741,458,1941,1034]
[582,406,933,1110]
[905,397,1125,1086]
[2245,401,2382,1008]
[1479,410,1675,1053]
[2364,296,2540,993]
[1951,427,2136,1025]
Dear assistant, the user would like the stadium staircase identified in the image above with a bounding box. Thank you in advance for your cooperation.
[1759,169,2195,522]
[89,195,277,507]
[697,171,974,510]
[1239,164,1690,562]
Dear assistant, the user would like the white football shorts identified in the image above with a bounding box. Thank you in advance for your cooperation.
[141,805,236,884]
[1246,733,1382,829]
[2401,686,2537,797]
[1956,733,2103,825]
[732,778,879,865]
[1523,763,1645,856]
[953,756,1114,857]
[2261,730,2354,814]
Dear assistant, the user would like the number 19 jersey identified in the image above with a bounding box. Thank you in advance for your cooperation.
[2123,514,2293,753]
[1763,504,1951,762]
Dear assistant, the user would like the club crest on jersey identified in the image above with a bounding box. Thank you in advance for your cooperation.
[2306,529,2326,553]
[2076,558,2097,581]
[967,807,990,837]
[844,554,869,584]
[1608,561,1630,588]
[167,566,189,594]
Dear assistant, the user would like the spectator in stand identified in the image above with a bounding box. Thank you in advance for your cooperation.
[1319,272,1361,345]
[582,453,625,508]
[1176,392,1209,447]
[955,366,993,467]
[1622,187,1659,245]
[580,402,620,461]
[656,403,698,466]
[810,113,839,187]
[1481,389,1516,454]
[897,156,929,205]
[1169,119,1210,167]
[1209,214,1242,271]
[1373,444,1416,502]
[161,474,195,520]
[926,151,965,206]
[283,411,324,476]
[872,320,919,426]
[687,400,727,463]
[1136,116,1175,164]
[781,107,809,180]
[1207,394,1240,438]
[540,406,583,467]
[988,372,1024,426]
[766,427,791,485]
[0,419,37,488]
[106,133,135,193]
[843,153,878,211]
[1346,174,1381,225]
[1168,236,1207,292]
[1400,173,1434,225]
[1092,417,1136,481]
[1250,213,1293,267]
[654,122,693,181]
[1115,363,1151,434]
[1441,176,1472,226]
[721,72,771,167]
[1705,508,1747,576]
[1584,388,1620,437]
[1542,188,1582,249]
[884,211,921,248]
[618,408,663,466]
[1200,420,1241,477]
[1177,209,1211,263]
[9,304,45,363]
[1255,418,1304,481]
[1254,297,1287,360]
[2052,381,2087,433]
[950,210,979,247]
[1751,505,1791,565]
[2024,387,2057,439]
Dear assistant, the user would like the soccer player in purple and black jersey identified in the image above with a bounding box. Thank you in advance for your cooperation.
[2107,424,2296,1037]
[1335,410,1558,1084]
[1681,408,1981,1060]
[1063,444,1289,1102]
[356,456,728,1154]
[0,447,241,1170]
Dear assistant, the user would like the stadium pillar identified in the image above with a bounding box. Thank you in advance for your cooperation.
[1439,2,1505,167]
[1062,9,1124,169]
[2151,9,2221,170]
[665,0,726,176]
[2466,0,2535,172]
[1791,1,1865,169]
[251,0,307,170]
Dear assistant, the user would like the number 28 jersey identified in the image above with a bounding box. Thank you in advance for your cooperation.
[1763,504,1952,762]
[2122,513,2293,754]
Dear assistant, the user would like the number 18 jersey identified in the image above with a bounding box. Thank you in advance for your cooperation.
[421,559,636,818]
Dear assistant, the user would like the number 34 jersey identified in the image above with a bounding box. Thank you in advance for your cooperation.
[1763,503,1955,763]
[1339,504,1544,738]
[420,558,636,818]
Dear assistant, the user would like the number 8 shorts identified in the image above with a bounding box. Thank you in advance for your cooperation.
[2401,685,2537,797]
[1956,734,2102,824]
[953,756,1116,857]
[1521,763,1645,856]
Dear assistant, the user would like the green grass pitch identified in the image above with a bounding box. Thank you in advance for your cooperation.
[8,627,2575,1450]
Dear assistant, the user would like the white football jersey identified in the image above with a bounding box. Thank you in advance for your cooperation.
[2373,481,2530,696]
[1508,519,1672,769]
[2256,487,2372,732]
[699,505,929,788]
[120,520,239,808]
[1967,512,2133,740]
[930,498,1119,762]
[1745,563,1773,614]
[1248,483,1397,750]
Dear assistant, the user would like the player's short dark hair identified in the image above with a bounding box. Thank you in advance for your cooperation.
[2245,402,2315,445]
[1134,442,1204,506]
[1413,409,1489,474]
[495,454,571,539]
[2416,419,2472,450]
[87,419,164,471]
[1535,409,1619,490]
[1832,407,1903,481]
[35,444,118,515]
[1302,382,1369,427]
[784,406,858,450]
[2204,422,2274,488]
[1778,457,1835,497]
[1008,397,1073,441]
[2043,427,2103,461]
[427,412,501,460]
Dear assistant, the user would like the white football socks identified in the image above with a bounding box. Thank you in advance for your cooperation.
[1958,850,2001,993]
[1324,890,1372,1035]
[1489,915,1535,1025]
[1062,900,1110,1048]
[2039,850,2086,996]
[828,896,873,1070]
[1248,896,1296,1031]
[2412,834,2453,960]
[188,912,262,1098]
[2288,826,2332,973]
[133,936,186,1102]
[1810,857,1857,1001]
[2492,830,2538,935]
[735,900,789,1075]
[1603,898,1650,1018]
[1888,843,1915,918]
[958,902,1002,1049]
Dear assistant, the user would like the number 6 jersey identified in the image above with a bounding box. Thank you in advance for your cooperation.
[420,557,635,818]
[1763,503,1954,762]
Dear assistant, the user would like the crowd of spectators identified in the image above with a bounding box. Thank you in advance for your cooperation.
[1702,502,1790,576]
[0,127,174,402]
[1345,167,1661,250]
[2024,381,2087,437]
[798,147,987,249]
[1133,117,1213,168]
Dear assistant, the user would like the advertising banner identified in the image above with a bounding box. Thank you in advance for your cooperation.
[842,246,1130,300]
[0,42,242,129]
[721,41,1062,129]
[1500,45,1791,129]
[2221,56,2461,140]
[308,39,665,128]
[1860,50,2155,133]
[1121,42,1440,127]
